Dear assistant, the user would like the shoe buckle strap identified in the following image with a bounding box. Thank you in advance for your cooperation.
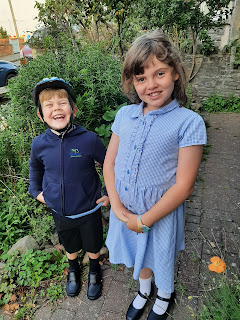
[156,295,171,302]
[89,273,97,284]
[138,290,150,300]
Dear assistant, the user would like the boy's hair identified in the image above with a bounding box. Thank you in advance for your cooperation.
[39,88,69,106]
[122,30,188,105]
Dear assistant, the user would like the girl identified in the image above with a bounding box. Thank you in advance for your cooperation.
[103,30,207,320]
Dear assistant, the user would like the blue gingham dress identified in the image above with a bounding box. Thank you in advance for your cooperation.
[106,99,207,293]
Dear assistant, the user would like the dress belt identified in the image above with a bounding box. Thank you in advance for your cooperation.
[65,202,103,219]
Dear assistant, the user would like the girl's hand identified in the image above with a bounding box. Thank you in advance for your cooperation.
[96,195,109,206]
[124,212,141,233]
[112,206,131,223]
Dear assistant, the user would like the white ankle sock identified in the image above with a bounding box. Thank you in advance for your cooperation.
[132,276,152,310]
[152,289,171,315]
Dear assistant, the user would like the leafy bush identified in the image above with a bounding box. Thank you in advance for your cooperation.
[0,178,52,252]
[196,277,240,320]
[201,94,240,112]
[198,30,215,56]
[8,42,126,133]
[0,250,68,306]
[0,26,9,39]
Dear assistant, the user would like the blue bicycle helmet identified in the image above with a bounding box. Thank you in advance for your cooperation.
[32,77,76,106]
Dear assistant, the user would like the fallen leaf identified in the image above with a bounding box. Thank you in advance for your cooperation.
[4,304,10,311]
[10,294,17,302]
[10,303,19,311]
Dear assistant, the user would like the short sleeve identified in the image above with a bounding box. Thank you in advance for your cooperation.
[179,114,207,148]
[111,106,124,135]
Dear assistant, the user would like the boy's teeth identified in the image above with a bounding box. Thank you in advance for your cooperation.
[54,116,64,119]
[150,92,159,97]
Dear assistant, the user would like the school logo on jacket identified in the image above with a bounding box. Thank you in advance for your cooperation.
[70,149,82,158]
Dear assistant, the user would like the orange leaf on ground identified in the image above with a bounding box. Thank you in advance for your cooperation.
[10,303,19,311]
[9,294,17,302]
[4,304,10,311]
[208,256,226,273]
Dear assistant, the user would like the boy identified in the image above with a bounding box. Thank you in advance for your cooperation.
[29,77,109,300]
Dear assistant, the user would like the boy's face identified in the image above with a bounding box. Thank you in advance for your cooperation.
[38,94,77,130]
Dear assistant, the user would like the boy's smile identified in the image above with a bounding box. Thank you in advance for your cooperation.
[132,56,179,113]
[38,95,77,130]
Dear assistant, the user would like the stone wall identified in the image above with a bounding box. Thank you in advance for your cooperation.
[184,54,240,102]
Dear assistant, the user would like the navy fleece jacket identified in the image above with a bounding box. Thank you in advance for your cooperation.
[29,126,106,217]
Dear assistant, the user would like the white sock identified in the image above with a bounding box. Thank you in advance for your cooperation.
[132,276,152,310]
[152,289,171,315]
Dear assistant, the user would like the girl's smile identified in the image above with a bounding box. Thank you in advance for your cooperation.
[132,56,179,113]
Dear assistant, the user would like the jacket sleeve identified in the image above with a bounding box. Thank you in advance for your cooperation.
[28,139,44,199]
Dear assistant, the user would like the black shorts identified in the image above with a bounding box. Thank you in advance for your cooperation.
[52,209,103,254]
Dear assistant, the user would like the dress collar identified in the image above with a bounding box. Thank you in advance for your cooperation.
[130,99,179,118]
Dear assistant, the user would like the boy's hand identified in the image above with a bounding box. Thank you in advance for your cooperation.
[36,191,46,204]
[96,195,109,207]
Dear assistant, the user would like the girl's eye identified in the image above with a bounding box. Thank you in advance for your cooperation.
[137,77,145,82]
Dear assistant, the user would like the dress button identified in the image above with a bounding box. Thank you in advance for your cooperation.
[134,145,137,150]
[127,170,129,174]
[125,187,128,191]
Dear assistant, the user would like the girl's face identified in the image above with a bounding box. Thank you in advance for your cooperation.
[132,55,179,112]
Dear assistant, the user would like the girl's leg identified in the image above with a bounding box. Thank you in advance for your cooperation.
[151,288,171,315]
[132,268,153,309]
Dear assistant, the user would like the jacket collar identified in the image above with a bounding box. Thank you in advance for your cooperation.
[45,125,87,138]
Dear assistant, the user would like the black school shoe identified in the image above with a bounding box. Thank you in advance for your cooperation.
[66,269,81,297]
[147,291,176,320]
[87,268,102,300]
[126,284,154,320]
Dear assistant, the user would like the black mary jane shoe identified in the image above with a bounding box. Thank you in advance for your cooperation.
[87,268,102,300]
[126,285,153,320]
[66,269,81,297]
[147,292,175,320]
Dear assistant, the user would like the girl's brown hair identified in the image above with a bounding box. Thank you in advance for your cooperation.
[122,30,188,105]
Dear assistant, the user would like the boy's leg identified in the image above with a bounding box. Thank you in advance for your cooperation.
[66,251,81,297]
[87,251,102,300]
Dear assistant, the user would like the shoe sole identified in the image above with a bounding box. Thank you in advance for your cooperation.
[66,287,81,297]
[87,288,102,300]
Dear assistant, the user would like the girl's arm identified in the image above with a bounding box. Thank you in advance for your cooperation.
[103,133,131,223]
[125,145,203,232]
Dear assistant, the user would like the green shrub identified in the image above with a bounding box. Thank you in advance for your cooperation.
[0,178,50,252]
[0,250,68,306]
[198,30,215,56]
[196,277,240,320]
[8,42,126,133]
[201,94,240,112]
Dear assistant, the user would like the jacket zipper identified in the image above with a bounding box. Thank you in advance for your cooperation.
[60,135,64,215]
